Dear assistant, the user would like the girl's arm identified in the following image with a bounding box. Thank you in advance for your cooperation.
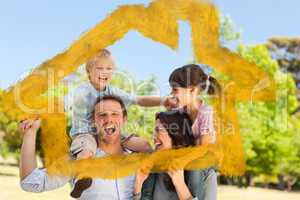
[197,134,213,145]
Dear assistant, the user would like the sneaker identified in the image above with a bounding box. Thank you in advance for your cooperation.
[70,178,93,198]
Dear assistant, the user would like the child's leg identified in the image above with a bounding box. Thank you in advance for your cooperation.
[70,133,97,158]
[186,168,217,200]
[203,168,217,200]
[70,134,97,198]
[121,134,152,153]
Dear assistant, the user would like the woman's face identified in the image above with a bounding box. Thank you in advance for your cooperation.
[153,119,172,150]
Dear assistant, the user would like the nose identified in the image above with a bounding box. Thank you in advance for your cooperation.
[103,114,113,123]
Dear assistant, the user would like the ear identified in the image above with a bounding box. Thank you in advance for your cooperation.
[123,115,128,123]
[190,86,199,94]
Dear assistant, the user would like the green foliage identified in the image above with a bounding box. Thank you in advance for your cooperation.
[220,15,241,46]
[110,70,161,142]
[236,44,300,178]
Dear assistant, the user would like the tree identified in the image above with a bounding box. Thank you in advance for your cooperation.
[236,44,300,189]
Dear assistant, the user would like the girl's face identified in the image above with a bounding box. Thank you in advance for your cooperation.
[153,119,172,150]
[170,86,198,107]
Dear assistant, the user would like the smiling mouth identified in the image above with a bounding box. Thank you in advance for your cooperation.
[103,125,116,135]
[154,141,163,149]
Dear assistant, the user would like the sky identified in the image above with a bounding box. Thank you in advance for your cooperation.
[0,0,299,95]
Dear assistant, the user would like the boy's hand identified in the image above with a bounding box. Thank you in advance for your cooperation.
[19,118,41,136]
[162,96,178,110]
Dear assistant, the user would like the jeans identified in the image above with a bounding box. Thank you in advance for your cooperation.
[186,168,217,200]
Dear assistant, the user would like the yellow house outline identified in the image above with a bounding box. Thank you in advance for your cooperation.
[1,0,276,178]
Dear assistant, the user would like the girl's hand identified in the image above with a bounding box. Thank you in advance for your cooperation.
[19,118,41,136]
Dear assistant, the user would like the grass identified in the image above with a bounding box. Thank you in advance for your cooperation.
[1,160,300,200]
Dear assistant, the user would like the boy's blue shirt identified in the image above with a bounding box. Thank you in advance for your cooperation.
[69,81,137,137]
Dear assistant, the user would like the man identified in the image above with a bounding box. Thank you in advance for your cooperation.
[19,95,149,199]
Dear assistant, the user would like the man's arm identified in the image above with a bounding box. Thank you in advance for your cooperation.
[19,119,69,193]
[19,119,41,180]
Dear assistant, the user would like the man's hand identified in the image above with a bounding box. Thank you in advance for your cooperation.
[19,118,41,180]
[19,118,41,136]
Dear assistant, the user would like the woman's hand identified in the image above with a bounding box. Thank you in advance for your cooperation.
[133,170,149,196]
[167,169,185,182]
[168,169,194,200]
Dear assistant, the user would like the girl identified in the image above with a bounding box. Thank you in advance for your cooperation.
[167,64,220,200]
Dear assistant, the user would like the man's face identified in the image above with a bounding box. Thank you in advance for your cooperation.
[88,57,114,90]
[94,99,126,144]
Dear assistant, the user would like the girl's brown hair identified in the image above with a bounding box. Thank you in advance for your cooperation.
[169,64,221,95]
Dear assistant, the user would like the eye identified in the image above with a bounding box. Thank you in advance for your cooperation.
[97,113,107,118]
[111,112,120,116]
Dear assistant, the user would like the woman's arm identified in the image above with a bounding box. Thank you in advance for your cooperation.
[169,170,195,200]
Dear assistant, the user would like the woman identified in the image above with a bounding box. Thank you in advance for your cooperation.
[133,110,200,200]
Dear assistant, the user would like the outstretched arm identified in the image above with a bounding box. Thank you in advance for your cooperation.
[136,96,162,107]
[19,119,41,180]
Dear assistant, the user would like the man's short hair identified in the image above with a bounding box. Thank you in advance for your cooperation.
[92,95,128,118]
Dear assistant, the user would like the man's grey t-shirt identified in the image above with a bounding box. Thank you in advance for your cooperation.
[20,148,136,200]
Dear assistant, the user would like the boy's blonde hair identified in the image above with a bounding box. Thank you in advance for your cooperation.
[86,49,114,72]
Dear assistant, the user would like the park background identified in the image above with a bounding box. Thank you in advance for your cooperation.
[0,0,299,199]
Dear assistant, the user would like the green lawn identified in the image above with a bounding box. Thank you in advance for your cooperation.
[1,161,300,200]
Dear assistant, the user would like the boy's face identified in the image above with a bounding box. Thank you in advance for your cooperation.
[88,57,114,90]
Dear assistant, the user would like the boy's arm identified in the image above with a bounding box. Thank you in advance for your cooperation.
[70,90,94,137]
[19,119,41,180]
[136,96,162,107]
